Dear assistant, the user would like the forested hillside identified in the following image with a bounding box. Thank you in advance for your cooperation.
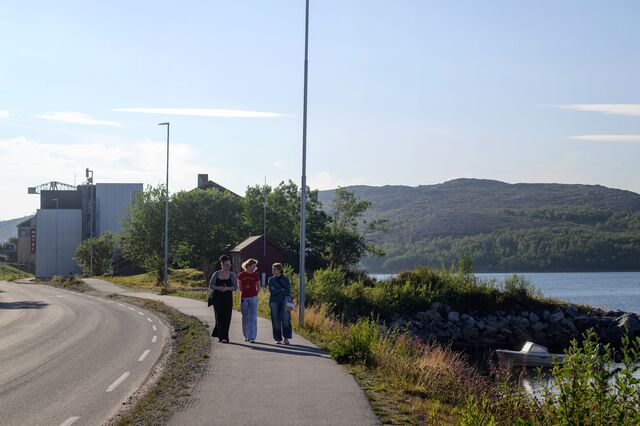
[318,179,640,272]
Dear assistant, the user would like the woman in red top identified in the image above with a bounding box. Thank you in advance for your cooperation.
[238,258,260,342]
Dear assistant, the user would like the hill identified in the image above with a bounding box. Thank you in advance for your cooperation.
[318,179,640,272]
[0,216,32,244]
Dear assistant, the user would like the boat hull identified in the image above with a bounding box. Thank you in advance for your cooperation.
[496,349,566,368]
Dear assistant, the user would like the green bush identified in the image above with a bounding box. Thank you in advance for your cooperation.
[329,317,381,366]
[303,266,547,322]
[527,329,640,425]
[307,267,345,305]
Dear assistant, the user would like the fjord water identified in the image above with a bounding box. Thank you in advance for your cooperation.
[476,272,640,314]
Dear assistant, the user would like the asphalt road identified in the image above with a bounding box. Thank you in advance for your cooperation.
[0,281,168,426]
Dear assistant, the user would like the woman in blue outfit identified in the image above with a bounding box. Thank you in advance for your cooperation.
[208,255,238,343]
[266,263,292,345]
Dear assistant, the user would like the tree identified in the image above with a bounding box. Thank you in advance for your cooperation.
[243,180,329,272]
[120,185,166,283]
[120,185,246,284]
[170,187,245,276]
[325,187,386,271]
[74,232,117,276]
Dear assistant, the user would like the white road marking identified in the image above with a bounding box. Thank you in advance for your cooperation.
[146,317,152,322]
[117,303,125,307]
[152,325,157,331]
[138,311,144,316]
[58,417,80,426]
[152,335,158,343]
[138,350,151,361]
[128,307,135,311]
[106,372,130,392]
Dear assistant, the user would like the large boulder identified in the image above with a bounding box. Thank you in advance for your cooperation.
[617,313,640,335]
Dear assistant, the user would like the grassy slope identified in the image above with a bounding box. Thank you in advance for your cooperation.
[104,268,206,291]
[0,262,31,280]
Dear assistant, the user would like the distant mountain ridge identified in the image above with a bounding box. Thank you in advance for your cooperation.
[0,216,32,243]
[318,179,640,272]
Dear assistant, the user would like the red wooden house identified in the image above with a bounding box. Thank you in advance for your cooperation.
[230,235,284,285]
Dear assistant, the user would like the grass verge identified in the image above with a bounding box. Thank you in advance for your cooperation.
[0,262,32,281]
[103,268,205,292]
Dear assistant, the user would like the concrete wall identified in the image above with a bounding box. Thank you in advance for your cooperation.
[17,216,36,268]
[35,209,82,278]
[95,183,143,235]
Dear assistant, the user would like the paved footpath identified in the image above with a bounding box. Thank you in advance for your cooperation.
[84,278,379,426]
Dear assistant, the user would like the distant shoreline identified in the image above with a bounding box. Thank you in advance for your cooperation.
[369,270,640,277]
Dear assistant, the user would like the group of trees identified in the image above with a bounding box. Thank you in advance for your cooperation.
[74,181,385,282]
[362,226,640,272]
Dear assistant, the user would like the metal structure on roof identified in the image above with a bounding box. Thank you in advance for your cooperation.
[27,181,76,194]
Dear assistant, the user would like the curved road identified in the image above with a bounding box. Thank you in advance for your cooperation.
[0,281,168,426]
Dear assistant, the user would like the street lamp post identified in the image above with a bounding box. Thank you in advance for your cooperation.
[298,0,310,327]
[158,122,170,289]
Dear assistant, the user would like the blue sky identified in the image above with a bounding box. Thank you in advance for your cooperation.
[2,1,640,220]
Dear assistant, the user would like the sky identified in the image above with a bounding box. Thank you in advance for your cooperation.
[2,0,640,220]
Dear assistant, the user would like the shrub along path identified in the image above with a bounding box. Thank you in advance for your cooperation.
[84,278,379,426]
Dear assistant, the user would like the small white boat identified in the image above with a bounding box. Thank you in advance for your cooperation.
[496,341,566,368]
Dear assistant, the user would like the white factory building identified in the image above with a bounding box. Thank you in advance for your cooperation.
[32,181,142,278]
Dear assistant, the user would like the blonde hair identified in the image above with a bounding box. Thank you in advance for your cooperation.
[271,263,283,272]
[242,258,258,271]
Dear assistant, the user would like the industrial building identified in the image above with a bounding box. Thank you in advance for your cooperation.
[23,177,142,278]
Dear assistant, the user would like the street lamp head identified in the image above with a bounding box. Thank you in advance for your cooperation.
[158,122,169,126]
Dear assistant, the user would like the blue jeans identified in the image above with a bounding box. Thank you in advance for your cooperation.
[240,296,258,340]
[269,300,292,341]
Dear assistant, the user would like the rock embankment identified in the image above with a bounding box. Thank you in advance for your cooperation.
[391,302,640,354]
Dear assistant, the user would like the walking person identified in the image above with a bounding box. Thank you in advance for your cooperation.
[208,255,237,343]
[266,263,293,345]
[238,258,260,343]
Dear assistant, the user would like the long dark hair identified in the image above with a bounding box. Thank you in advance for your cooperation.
[219,255,230,269]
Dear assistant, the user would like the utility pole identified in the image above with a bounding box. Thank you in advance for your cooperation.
[263,176,267,257]
[298,0,310,327]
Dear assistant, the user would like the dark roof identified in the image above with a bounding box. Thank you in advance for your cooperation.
[231,236,262,252]
[230,235,283,253]
[17,216,35,228]
[196,180,241,198]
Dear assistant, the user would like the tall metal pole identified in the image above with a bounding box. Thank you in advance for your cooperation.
[298,0,310,327]
[263,176,267,257]
[159,122,170,288]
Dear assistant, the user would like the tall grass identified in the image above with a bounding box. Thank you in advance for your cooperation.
[292,304,497,422]
[299,266,640,424]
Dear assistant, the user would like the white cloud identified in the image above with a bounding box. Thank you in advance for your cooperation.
[308,171,367,190]
[558,104,640,117]
[0,136,224,219]
[568,134,640,142]
[35,112,122,126]
[111,107,289,118]
[0,110,12,118]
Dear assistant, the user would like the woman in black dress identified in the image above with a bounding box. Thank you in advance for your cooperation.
[208,255,238,343]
